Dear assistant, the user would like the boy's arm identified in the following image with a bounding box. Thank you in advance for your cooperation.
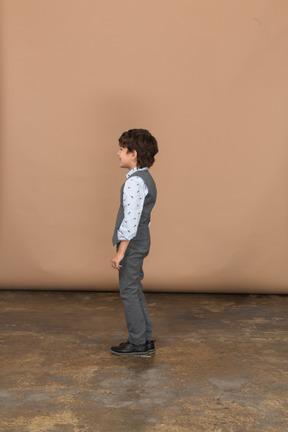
[111,240,129,270]
[117,176,148,241]
[111,176,147,270]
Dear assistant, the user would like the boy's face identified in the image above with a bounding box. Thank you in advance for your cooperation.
[117,146,137,170]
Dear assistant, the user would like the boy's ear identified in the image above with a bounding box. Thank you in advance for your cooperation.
[132,150,137,161]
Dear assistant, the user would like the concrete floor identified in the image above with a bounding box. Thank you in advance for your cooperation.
[0,291,288,432]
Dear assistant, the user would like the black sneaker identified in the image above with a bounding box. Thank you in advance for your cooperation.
[146,340,155,354]
[111,341,149,356]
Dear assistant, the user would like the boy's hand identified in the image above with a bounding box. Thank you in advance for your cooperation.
[111,240,130,270]
[111,252,124,270]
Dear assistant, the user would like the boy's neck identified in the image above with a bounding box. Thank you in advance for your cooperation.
[127,162,138,171]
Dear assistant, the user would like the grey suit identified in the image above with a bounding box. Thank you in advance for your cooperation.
[113,170,157,345]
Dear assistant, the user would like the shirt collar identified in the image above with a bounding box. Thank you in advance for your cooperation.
[126,166,148,179]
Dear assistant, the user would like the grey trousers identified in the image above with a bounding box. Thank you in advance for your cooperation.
[117,238,153,345]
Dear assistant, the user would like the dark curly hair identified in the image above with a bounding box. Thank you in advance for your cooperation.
[118,129,158,168]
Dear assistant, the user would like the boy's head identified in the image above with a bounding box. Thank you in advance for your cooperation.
[118,129,158,168]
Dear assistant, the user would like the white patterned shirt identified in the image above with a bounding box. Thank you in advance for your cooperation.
[117,167,149,242]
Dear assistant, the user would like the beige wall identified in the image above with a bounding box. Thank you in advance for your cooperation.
[1,0,288,292]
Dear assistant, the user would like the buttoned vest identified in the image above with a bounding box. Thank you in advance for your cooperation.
[112,170,157,246]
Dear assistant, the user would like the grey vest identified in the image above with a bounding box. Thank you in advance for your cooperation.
[112,170,157,246]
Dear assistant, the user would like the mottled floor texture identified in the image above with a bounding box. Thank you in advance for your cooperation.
[0,291,288,432]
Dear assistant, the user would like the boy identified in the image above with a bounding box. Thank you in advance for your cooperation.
[111,129,158,356]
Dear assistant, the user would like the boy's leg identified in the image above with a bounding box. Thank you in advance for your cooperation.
[118,239,152,345]
[138,266,153,342]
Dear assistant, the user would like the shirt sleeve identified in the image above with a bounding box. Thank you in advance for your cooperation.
[117,176,148,242]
